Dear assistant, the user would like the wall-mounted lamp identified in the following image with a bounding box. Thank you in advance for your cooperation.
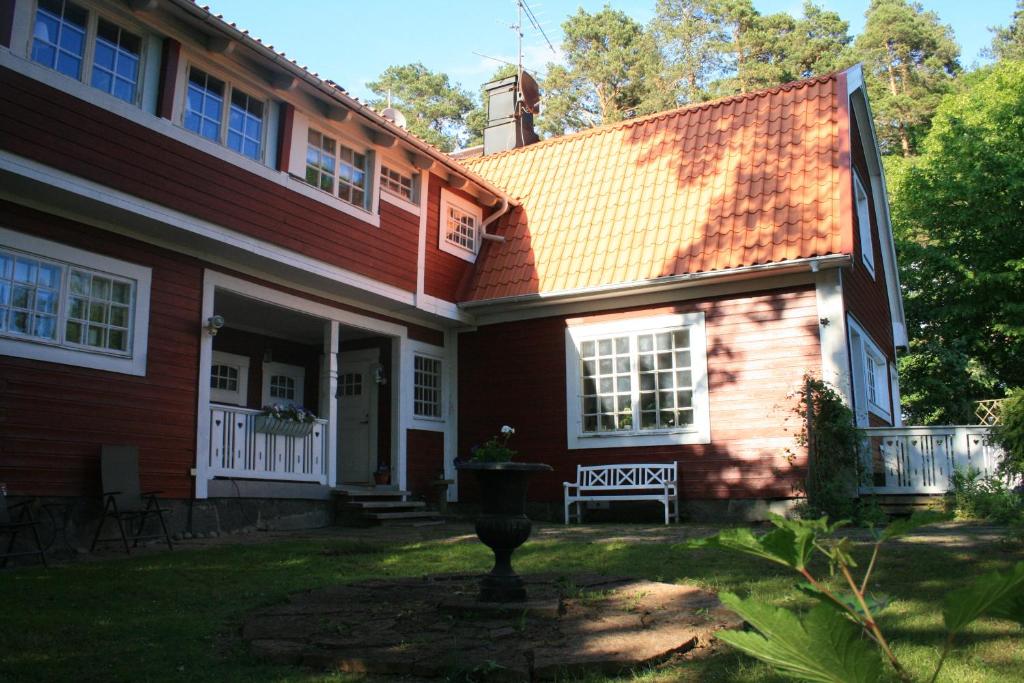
[819,317,831,327]
[373,364,387,386]
[205,314,225,336]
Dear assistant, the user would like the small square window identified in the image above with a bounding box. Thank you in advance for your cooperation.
[380,165,415,202]
[438,189,483,262]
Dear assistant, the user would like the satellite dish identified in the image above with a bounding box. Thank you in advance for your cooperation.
[518,71,541,114]
[381,107,407,129]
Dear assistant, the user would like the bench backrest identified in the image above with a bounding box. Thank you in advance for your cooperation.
[576,462,677,490]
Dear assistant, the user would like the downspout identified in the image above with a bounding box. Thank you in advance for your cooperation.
[480,197,510,243]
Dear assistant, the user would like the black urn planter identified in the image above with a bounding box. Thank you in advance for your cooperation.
[457,461,553,602]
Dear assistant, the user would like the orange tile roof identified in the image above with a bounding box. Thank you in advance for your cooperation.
[461,70,855,302]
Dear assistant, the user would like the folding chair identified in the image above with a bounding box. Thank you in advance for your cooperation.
[1,495,48,568]
[90,446,173,553]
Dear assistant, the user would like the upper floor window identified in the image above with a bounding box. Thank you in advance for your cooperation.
[564,312,710,449]
[438,189,483,262]
[0,228,151,376]
[854,173,875,278]
[184,66,265,161]
[31,0,142,104]
[305,129,370,210]
[380,165,415,202]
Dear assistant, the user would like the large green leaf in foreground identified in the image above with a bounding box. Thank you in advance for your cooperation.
[944,561,1024,633]
[717,593,883,683]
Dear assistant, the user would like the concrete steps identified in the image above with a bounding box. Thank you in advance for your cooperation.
[332,487,444,526]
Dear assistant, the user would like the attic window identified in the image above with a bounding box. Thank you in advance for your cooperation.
[438,189,482,262]
[854,173,875,278]
[380,165,415,202]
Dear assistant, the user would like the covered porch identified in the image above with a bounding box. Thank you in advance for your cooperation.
[194,271,414,499]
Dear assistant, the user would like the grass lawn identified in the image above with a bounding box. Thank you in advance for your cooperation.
[1,527,1022,682]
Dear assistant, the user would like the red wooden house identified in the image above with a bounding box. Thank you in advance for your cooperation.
[0,0,907,529]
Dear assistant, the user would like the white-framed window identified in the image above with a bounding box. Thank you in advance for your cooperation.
[565,312,711,449]
[261,361,305,408]
[30,0,144,105]
[380,165,416,203]
[847,317,891,424]
[210,350,249,406]
[183,65,266,161]
[854,173,875,278]
[413,354,442,419]
[304,128,371,210]
[0,227,151,376]
[438,189,483,262]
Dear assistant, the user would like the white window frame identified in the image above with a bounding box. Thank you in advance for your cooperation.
[854,173,875,278]
[0,227,150,376]
[438,188,483,263]
[847,316,891,424]
[303,126,374,212]
[26,0,148,108]
[565,312,710,449]
[379,163,418,205]
[412,352,443,421]
[261,361,306,408]
[210,350,249,406]
[181,63,270,163]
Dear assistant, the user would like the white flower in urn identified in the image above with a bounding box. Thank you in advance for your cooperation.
[501,425,515,435]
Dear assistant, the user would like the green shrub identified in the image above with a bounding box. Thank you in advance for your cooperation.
[950,467,1024,525]
[991,388,1024,480]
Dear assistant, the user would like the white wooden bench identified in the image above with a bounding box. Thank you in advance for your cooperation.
[563,462,679,525]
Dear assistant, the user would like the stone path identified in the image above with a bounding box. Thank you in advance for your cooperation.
[242,573,742,680]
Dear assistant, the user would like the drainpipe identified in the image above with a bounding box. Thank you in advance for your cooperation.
[480,197,510,243]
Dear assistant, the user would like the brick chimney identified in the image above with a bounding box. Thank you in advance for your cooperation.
[482,72,540,155]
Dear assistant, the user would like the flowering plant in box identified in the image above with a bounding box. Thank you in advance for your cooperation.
[470,425,518,463]
[259,404,318,423]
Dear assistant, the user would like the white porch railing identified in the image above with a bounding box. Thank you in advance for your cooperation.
[207,405,328,484]
[862,425,1005,495]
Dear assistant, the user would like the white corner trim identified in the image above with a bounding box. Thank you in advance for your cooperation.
[437,188,482,263]
[814,268,852,407]
[564,312,711,450]
[0,227,151,376]
[415,173,430,299]
[0,150,414,307]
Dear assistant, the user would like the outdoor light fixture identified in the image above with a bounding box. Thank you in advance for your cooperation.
[373,364,387,386]
[205,315,225,336]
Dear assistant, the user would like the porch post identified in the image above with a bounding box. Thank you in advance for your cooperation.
[321,320,340,487]
[194,274,216,499]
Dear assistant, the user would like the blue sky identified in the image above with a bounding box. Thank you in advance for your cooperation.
[203,1,1018,102]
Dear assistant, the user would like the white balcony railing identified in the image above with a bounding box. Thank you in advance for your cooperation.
[207,405,328,485]
[862,425,1006,495]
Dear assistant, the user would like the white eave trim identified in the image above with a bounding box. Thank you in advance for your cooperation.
[460,254,852,311]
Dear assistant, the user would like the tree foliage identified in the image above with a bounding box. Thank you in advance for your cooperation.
[366,63,474,152]
[851,0,960,157]
[538,5,672,136]
[989,0,1024,62]
[890,61,1024,422]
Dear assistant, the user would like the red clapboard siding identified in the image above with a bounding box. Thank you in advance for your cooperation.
[0,66,419,292]
[406,429,445,500]
[457,286,821,503]
[423,175,479,301]
[0,202,202,499]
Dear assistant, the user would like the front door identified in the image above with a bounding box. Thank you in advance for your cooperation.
[338,349,378,484]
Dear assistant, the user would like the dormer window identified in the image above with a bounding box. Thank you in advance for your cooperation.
[184,66,265,161]
[438,189,482,262]
[31,0,143,105]
[305,129,370,210]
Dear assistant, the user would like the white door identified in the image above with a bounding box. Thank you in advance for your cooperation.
[262,362,306,408]
[339,349,378,484]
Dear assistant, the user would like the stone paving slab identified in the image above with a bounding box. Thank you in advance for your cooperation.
[243,573,741,680]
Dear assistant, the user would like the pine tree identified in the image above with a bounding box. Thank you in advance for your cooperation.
[851,0,960,157]
[989,0,1024,62]
[366,64,475,152]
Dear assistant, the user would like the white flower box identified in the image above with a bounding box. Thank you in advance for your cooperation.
[253,415,316,438]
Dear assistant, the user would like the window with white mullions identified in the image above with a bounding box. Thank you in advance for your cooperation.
[580,336,632,432]
[303,128,370,209]
[446,205,476,252]
[413,354,442,419]
[64,269,133,352]
[210,364,238,391]
[269,375,295,400]
[637,329,695,429]
[380,165,415,201]
[184,67,225,143]
[31,0,88,79]
[228,90,264,160]
[0,252,62,341]
[90,18,141,103]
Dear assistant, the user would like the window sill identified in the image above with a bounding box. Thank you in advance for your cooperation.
[284,175,381,228]
[568,428,709,450]
[438,240,478,263]
[380,190,420,216]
